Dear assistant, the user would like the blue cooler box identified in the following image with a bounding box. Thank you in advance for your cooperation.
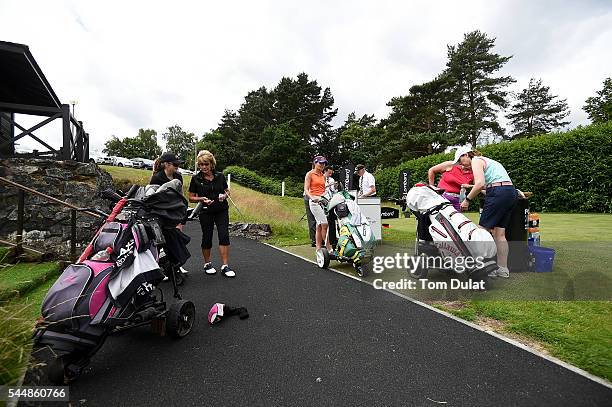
[529,246,555,272]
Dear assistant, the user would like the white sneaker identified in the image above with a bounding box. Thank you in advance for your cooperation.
[180,267,189,274]
[221,265,236,278]
[204,262,217,275]
[496,266,510,278]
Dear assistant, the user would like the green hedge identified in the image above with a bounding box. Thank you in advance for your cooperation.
[223,166,304,197]
[375,122,612,212]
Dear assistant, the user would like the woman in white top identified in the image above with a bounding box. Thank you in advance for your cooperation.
[459,150,522,279]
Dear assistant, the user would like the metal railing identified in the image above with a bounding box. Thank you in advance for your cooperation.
[0,176,104,259]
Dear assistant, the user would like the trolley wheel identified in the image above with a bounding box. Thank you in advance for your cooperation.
[316,248,330,269]
[166,300,196,338]
[47,356,66,385]
[47,355,79,385]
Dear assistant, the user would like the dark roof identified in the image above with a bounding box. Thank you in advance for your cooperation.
[0,41,62,114]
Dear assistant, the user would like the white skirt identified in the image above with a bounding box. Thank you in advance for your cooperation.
[308,199,328,225]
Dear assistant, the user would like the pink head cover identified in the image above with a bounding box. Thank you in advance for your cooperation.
[208,303,225,325]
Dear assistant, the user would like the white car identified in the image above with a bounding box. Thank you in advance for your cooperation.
[91,155,113,165]
[131,158,154,169]
[113,156,134,167]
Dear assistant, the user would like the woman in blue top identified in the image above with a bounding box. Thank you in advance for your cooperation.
[459,150,523,278]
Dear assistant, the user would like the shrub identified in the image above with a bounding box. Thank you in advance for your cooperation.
[223,166,303,197]
[375,122,612,212]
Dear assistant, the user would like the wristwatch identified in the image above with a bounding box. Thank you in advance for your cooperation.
[465,196,472,202]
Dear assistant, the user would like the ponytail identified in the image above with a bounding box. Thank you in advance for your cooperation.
[153,158,161,173]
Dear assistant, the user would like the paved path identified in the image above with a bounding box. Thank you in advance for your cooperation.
[63,223,611,406]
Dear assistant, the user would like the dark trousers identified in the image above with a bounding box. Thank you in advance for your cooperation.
[327,210,337,248]
[199,209,230,249]
[304,196,316,245]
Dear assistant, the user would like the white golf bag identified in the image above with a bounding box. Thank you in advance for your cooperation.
[406,184,497,278]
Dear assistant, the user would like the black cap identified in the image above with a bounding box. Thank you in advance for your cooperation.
[355,164,365,173]
[159,152,184,165]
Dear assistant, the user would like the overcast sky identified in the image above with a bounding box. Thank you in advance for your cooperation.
[2,0,611,154]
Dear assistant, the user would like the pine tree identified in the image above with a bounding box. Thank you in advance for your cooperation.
[445,30,515,147]
[584,77,612,123]
[507,78,570,138]
[380,74,453,165]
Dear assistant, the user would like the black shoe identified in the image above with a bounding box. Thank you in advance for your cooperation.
[221,265,236,278]
[311,242,316,247]
[204,262,217,275]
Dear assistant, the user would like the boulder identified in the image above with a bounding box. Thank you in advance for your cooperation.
[228,223,272,240]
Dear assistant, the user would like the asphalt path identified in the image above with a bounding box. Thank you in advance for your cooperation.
[43,223,612,406]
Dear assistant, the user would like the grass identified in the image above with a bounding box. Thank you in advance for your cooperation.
[0,263,57,386]
[0,262,60,302]
[458,300,612,380]
[100,165,193,198]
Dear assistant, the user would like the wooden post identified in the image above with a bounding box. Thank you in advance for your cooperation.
[71,209,77,259]
[61,104,72,160]
[16,189,24,254]
[281,181,285,197]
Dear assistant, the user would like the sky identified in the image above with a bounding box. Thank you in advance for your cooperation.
[2,0,611,154]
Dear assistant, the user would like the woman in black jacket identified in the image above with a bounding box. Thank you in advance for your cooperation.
[150,152,189,275]
[188,150,235,278]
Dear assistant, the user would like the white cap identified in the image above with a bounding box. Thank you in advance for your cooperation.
[453,146,473,164]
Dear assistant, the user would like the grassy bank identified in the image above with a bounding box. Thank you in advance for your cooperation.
[0,262,58,386]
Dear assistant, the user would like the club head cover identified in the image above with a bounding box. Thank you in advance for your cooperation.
[208,303,225,325]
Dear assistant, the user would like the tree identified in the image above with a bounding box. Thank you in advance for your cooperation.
[162,125,195,166]
[102,129,162,158]
[236,86,275,167]
[211,73,338,179]
[506,79,570,138]
[381,75,454,162]
[270,73,337,147]
[133,129,162,158]
[328,112,383,168]
[584,77,612,123]
[102,135,124,157]
[445,30,515,147]
[199,110,243,171]
[252,123,312,179]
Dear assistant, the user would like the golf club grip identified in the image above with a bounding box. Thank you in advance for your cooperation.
[126,184,139,198]
[100,188,122,203]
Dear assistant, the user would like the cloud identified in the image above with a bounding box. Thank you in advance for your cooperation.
[1,0,610,153]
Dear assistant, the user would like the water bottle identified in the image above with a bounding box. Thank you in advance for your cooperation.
[91,246,113,261]
[459,186,466,203]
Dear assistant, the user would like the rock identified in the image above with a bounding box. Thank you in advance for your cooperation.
[0,158,114,258]
[75,163,98,176]
[228,223,272,240]
[45,167,73,180]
